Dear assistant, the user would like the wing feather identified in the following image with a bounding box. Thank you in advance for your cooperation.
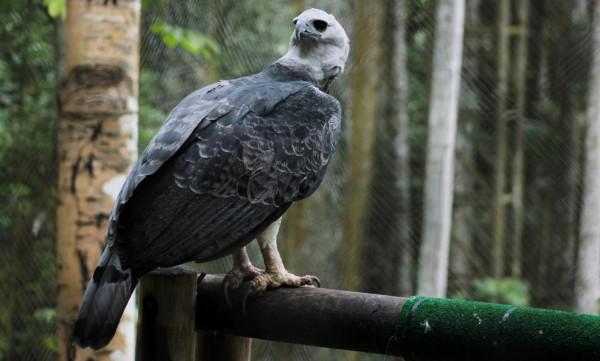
[115,82,341,269]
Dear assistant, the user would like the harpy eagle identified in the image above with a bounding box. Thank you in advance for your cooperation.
[73,8,350,349]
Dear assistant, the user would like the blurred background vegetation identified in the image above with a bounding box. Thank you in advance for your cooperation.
[1,0,599,360]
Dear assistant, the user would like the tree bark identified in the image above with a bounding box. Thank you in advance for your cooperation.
[510,0,529,278]
[56,1,140,360]
[389,0,413,296]
[417,0,465,297]
[362,0,411,296]
[541,0,585,309]
[449,0,481,293]
[280,0,309,269]
[341,0,382,292]
[575,0,600,314]
[492,0,510,280]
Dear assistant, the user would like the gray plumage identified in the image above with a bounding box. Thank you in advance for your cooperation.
[119,65,341,268]
[73,63,342,349]
[73,8,349,349]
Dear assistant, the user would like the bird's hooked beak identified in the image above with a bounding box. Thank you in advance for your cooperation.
[294,18,322,42]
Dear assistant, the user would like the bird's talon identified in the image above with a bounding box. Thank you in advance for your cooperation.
[221,268,321,314]
[221,276,232,308]
[239,281,257,315]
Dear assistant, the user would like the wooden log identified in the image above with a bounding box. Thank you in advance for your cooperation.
[197,274,600,360]
[196,331,251,361]
[136,267,198,361]
[196,272,252,361]
[196,274,406,355]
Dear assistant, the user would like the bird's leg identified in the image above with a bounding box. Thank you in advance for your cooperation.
[222,218,319,310]
[224,246,263,289]
[222,246,263,307]
[247,217,320,294]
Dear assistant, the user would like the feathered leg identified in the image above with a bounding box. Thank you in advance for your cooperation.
[222,218,319,309]
[250,217,320,293]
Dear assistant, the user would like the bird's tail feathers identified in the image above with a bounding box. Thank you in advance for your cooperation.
[72,246,137,349]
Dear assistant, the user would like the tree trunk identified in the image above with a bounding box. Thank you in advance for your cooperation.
[362,0,411,296]
[510,0,529,278]
[341,0,382,292]
[417,0,465,298]
[541,0,585,309]
[56,1,140,360]
[390,0,413,296]
[523,0,546,306]
[449,0,481,293]
[575,0,600,314]
[492,0,510,280]
[280,0,309,270]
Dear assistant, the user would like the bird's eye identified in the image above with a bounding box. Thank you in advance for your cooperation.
[293,19,298,25]
[313,20,328,32]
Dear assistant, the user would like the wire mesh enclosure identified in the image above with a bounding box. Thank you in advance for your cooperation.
[1,0,599,360]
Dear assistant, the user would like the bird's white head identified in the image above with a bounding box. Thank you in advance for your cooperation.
[279,8,350,87]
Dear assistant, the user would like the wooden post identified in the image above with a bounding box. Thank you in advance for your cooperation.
[196,273,252,361]
[136,267,198,361]
[136,269,251,361]
[196,331,251,361]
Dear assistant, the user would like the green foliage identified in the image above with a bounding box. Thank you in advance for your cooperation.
[139,69,168,150]
[32,308,55,324]
[141,0,162,7]
[42,0,65,18]
[209,1,294,78]
[42,335,58,353]
[150,21,219,60]
[0,1,57,360]
[34,308,57,352]
[467,278,530,306]
[139,0,295,155]
[0,338,7,361]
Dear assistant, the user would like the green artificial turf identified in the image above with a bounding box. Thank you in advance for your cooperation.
[395,296,600,361]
